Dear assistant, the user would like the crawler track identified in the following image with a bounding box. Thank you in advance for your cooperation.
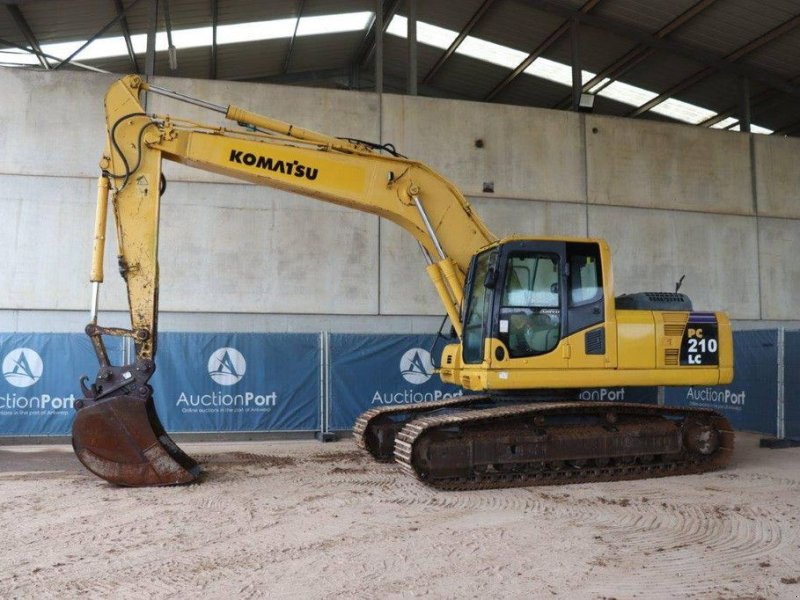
[356,398,734,490]
[353,395,490,461]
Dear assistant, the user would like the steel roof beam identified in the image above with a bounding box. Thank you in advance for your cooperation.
[283,0,305,74]
[375,0,383,93]
[525,0,800,101]
[144,0,157,78]
[210,0,218,79]
[353,0,401,69]
[553,0,718,109]
[6,4,50,69]
[54,0,145,70]
[112,0,140,73]
[485,0,601,102]
[422,0,496,85]
[570,18,581,110]
[739,77,751,133]
[629,13,800,118]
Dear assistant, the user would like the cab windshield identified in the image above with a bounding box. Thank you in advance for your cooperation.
[462,250,494,364]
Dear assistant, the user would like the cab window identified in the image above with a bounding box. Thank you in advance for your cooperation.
[568,243,602,306]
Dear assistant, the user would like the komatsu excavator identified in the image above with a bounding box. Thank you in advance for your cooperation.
[73,75,734,489]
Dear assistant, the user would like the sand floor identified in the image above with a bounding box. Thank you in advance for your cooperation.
[0,433,798,599]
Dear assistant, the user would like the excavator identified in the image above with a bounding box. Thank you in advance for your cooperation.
[72,75,734,489]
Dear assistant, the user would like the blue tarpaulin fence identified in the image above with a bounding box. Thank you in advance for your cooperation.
[0,333,121,435]
[327,334,464,431]
[1,329,797,438]
[149,332,321,432]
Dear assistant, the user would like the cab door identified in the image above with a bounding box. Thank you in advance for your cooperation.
[564,241,609,370]
[489,241,569,371]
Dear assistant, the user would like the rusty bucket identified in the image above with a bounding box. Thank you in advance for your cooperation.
[72,394,200,486]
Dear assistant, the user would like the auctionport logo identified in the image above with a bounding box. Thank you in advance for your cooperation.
[400,348,433,385]
[371,346,462,405]
[207,347,246,386]
[2,348,43,388]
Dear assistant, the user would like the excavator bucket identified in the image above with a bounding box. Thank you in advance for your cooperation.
[72,395,200,486]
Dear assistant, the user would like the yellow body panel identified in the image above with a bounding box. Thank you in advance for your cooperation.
[440,310,733,390]
[617,310,657,369]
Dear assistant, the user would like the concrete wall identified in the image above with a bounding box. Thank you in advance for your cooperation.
[1,68,798,333]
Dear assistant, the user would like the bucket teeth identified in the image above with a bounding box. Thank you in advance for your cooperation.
[72,395,200,486]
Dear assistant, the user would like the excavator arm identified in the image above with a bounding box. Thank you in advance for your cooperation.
[73,75,495,485]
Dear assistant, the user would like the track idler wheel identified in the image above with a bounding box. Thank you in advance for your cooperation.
[683,419,721,456]
[72,395,200,486]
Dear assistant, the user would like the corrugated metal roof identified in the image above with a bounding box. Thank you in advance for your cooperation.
[592,0,704,35]
[423,52,512,100]
[493,68,580,107]
[615,50,707,97]
[0,0,798,136]
[10,0,118,44]
[667,0,800,58]
[414,0,488,31]
[669,72,746,114]
[286,30,363,72]
[752,93,800,132]
[216,39,288,80]
[742,26,800,79]
[542,23,639,75]
[470,0,568,54]
[383,35,441,79]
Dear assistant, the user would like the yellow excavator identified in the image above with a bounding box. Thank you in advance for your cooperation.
[73,75,734,489]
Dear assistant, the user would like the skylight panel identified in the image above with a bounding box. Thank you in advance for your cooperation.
[297,12,373,36]
[596,80,658,106]
[710,117,739,129]
[457,36,527,69]
[387,15,457,49]
[5,11,373,64]
[587,78,611,94]
[649,97,716,125]
[216,18,296,45]
[0,49,39,66]
[525,56,596,87]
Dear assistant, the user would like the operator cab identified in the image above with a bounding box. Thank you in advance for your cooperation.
[461,239,605,364]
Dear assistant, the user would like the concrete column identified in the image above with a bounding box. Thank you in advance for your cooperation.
[408,0,418,96]
[144,0,159,110]
[570,18,581,111]
[145,0,158,77]
[739,77,752,133]
[375,0,383,95]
